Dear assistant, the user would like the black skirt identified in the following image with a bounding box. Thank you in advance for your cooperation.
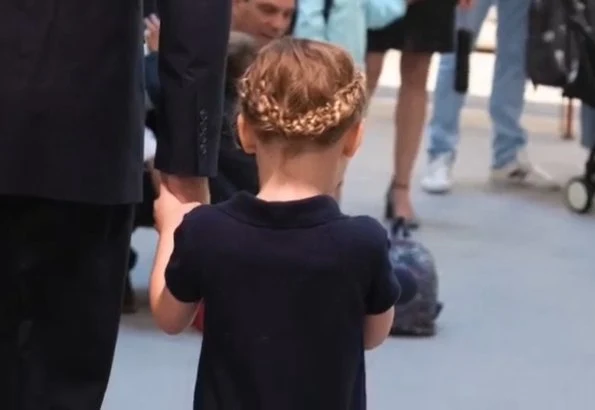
[367,0,458,53]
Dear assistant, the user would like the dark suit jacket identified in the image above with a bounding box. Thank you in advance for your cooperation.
[145,52,161,108]
[143,0,158,17]
[144,52,259,205]
[154,0,231,180]
[0,0,231,204]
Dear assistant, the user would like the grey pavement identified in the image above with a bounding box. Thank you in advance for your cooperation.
[103,92,595,410]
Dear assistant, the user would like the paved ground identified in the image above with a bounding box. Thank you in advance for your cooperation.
[103,55,595,409]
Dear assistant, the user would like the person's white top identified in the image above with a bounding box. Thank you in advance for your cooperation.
[144,127,157,161]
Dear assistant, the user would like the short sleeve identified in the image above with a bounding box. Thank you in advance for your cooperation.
[361,219,399,315]
[165,215,203,303]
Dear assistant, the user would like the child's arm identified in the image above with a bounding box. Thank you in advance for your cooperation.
[364,307,395,350]
[150,190,202,335]
[359,218,403,350]
[150,224,198,335]
[364,262,418,349]
[364,263,418,349]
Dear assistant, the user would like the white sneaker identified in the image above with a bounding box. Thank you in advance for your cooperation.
[490,149,561,190]
[421,155,453,194]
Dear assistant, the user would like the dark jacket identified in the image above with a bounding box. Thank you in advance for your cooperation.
[143,0,158,17]
[145,52,161,109]
[144,51,259,204]
[0,0,231,204]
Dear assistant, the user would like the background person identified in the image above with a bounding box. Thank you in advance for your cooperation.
[365,0,472,230]
[421,0,558,194]
[293,0,366,67]
[232,0,296,46]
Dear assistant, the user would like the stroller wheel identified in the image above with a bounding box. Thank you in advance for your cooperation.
[565,176,593,214]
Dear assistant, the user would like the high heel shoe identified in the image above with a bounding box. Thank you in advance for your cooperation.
[384,180,420,230]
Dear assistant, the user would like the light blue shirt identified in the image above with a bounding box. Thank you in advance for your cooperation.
[293,0,367,68]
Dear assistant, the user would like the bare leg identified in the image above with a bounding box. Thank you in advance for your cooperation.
[365,52,385,95]
[393,51,432,220]
[364,50,386,210]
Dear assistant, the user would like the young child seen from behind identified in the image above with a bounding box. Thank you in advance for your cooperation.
[150,38,412,410]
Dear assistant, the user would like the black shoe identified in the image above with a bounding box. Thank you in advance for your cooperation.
[384,180,420,230]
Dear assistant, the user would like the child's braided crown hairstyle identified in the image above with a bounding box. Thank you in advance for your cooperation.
[238,38,367,149]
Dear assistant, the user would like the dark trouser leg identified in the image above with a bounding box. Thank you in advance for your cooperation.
[122,249,138,314]
[122,167,157,313]
[0,196,134,410]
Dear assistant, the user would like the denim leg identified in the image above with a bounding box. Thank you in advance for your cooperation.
[490,0,530,168]
[327,0,366,67]
[580,103,595,149]
[426,0,494,161]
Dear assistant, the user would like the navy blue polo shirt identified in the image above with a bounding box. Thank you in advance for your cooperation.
[165,192,399,410]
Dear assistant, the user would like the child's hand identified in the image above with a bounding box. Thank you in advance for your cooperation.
[154,184,200,233]
[144,14,161,53]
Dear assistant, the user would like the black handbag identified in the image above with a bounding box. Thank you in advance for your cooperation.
[526,0,571,88]
[562,0,595,106]
[389,219,442,337]
[527,0,595,105]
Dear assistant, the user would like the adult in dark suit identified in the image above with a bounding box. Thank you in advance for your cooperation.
[0,1,231,409]
[141,0,296,205]
[144,0,158,17]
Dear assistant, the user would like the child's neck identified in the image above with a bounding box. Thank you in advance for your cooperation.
[257,178,328,202]
[254,145,341,203]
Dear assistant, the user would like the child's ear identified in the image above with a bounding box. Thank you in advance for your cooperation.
[342,121,364,158]
[237,114,256,154]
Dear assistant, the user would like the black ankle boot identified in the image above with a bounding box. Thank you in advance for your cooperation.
[384,180,420,230]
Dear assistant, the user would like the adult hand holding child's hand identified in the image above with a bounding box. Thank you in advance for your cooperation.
[160,173,210,205]
[154,183,200,233]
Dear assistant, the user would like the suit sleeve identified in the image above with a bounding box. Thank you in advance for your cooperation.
[154,0,232,177]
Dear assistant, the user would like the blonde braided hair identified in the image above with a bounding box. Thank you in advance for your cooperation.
[238,38,367,149]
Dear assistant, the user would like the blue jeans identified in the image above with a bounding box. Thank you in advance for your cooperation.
[426,0,530,169]
[293,0,366,67]
[581,103,595,149]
